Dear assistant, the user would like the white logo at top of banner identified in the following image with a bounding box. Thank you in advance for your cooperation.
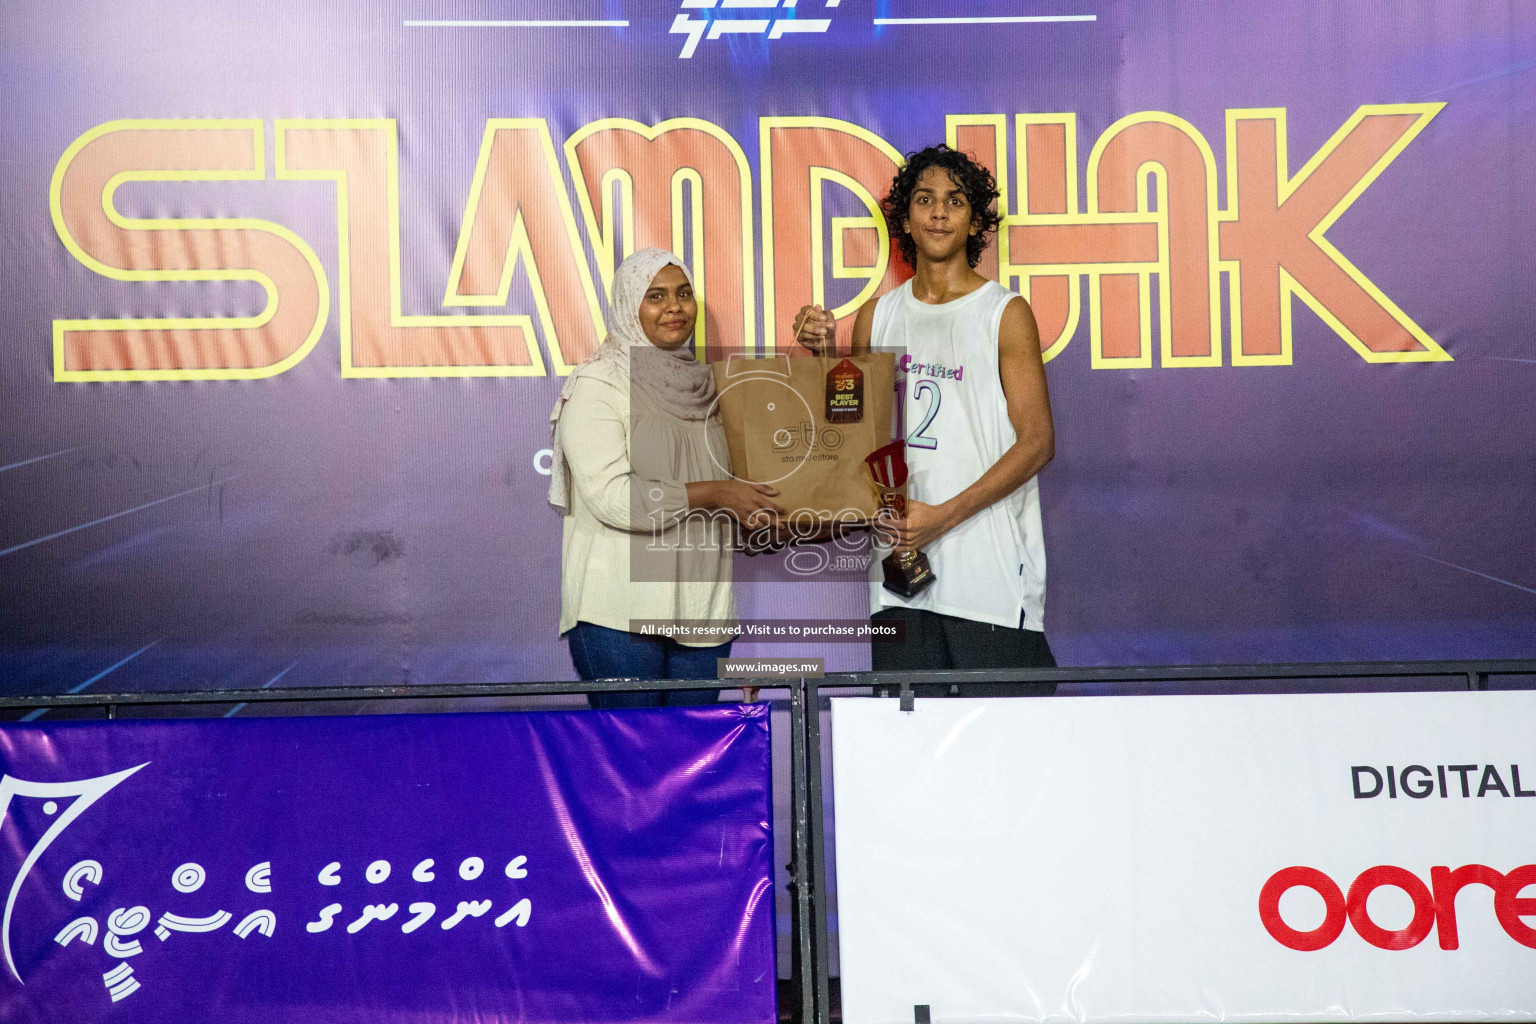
[671,0,839,58]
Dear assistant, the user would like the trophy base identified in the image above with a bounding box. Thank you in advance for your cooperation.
[881,550,937,598]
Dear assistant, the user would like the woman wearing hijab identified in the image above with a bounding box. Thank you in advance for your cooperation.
[549,248,782,708]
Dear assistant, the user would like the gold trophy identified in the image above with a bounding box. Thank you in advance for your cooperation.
[865,441,936,598]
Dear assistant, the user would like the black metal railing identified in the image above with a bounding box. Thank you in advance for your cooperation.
[3,659,1534,1024]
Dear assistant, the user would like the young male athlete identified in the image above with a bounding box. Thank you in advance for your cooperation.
[796,145,1056,688]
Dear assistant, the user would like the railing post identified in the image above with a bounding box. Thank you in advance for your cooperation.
[804,677,833,1024]
[788,676,818,1024]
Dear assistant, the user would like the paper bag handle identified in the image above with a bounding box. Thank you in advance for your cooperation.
[723,353,792,379]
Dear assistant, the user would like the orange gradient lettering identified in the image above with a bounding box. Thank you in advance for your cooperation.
[565,118,755,361]
[760,117,906,353]
[49,106,1449,383]
[1219,106,1450,364]
[51,120,327,381]
[278,118,601,377]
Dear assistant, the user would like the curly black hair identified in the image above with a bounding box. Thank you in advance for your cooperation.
[881,144,1002,270]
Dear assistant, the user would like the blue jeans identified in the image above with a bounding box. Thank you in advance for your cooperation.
[566,621,726,709]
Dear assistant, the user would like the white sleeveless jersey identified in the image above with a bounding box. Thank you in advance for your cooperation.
[867,279,1047,630]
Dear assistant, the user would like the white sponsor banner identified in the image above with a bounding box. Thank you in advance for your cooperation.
[832,691,1536,1023]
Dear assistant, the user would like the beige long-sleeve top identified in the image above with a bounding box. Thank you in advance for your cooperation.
[556,361,736,646]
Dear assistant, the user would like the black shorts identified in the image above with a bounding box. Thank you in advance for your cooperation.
[871,607,1056,696]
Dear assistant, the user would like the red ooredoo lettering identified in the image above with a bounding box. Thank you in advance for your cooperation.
[1262,863,1536,951]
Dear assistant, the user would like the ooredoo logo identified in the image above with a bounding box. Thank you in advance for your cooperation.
[1260,864,1536,951]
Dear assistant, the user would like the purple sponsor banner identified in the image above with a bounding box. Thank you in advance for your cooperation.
[0,705,776,1024]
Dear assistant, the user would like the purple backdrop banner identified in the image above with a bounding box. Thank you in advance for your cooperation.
[0,1,1534,690]
[0,705,776,1023]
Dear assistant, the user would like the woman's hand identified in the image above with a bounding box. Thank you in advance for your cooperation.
[687,480,784,528]
[792,304,839,355]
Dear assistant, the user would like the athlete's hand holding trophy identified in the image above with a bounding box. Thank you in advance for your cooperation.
[862,440,937,597]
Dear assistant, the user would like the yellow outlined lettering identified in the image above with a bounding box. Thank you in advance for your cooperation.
[946,115,1010,283]
[809,168,890,320]
[830,216,882,279]
[565,117,755,360]
[276,119,597,378]
[760,117,904,354]
[1218,105,1450,365]
[52,106,1451,382]
[1008,114,1082,363]
[1086,112,1223,369]
[441,119,606,374]
[51,119,328,382]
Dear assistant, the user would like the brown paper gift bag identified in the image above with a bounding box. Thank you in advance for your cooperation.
[710,353,895,521]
